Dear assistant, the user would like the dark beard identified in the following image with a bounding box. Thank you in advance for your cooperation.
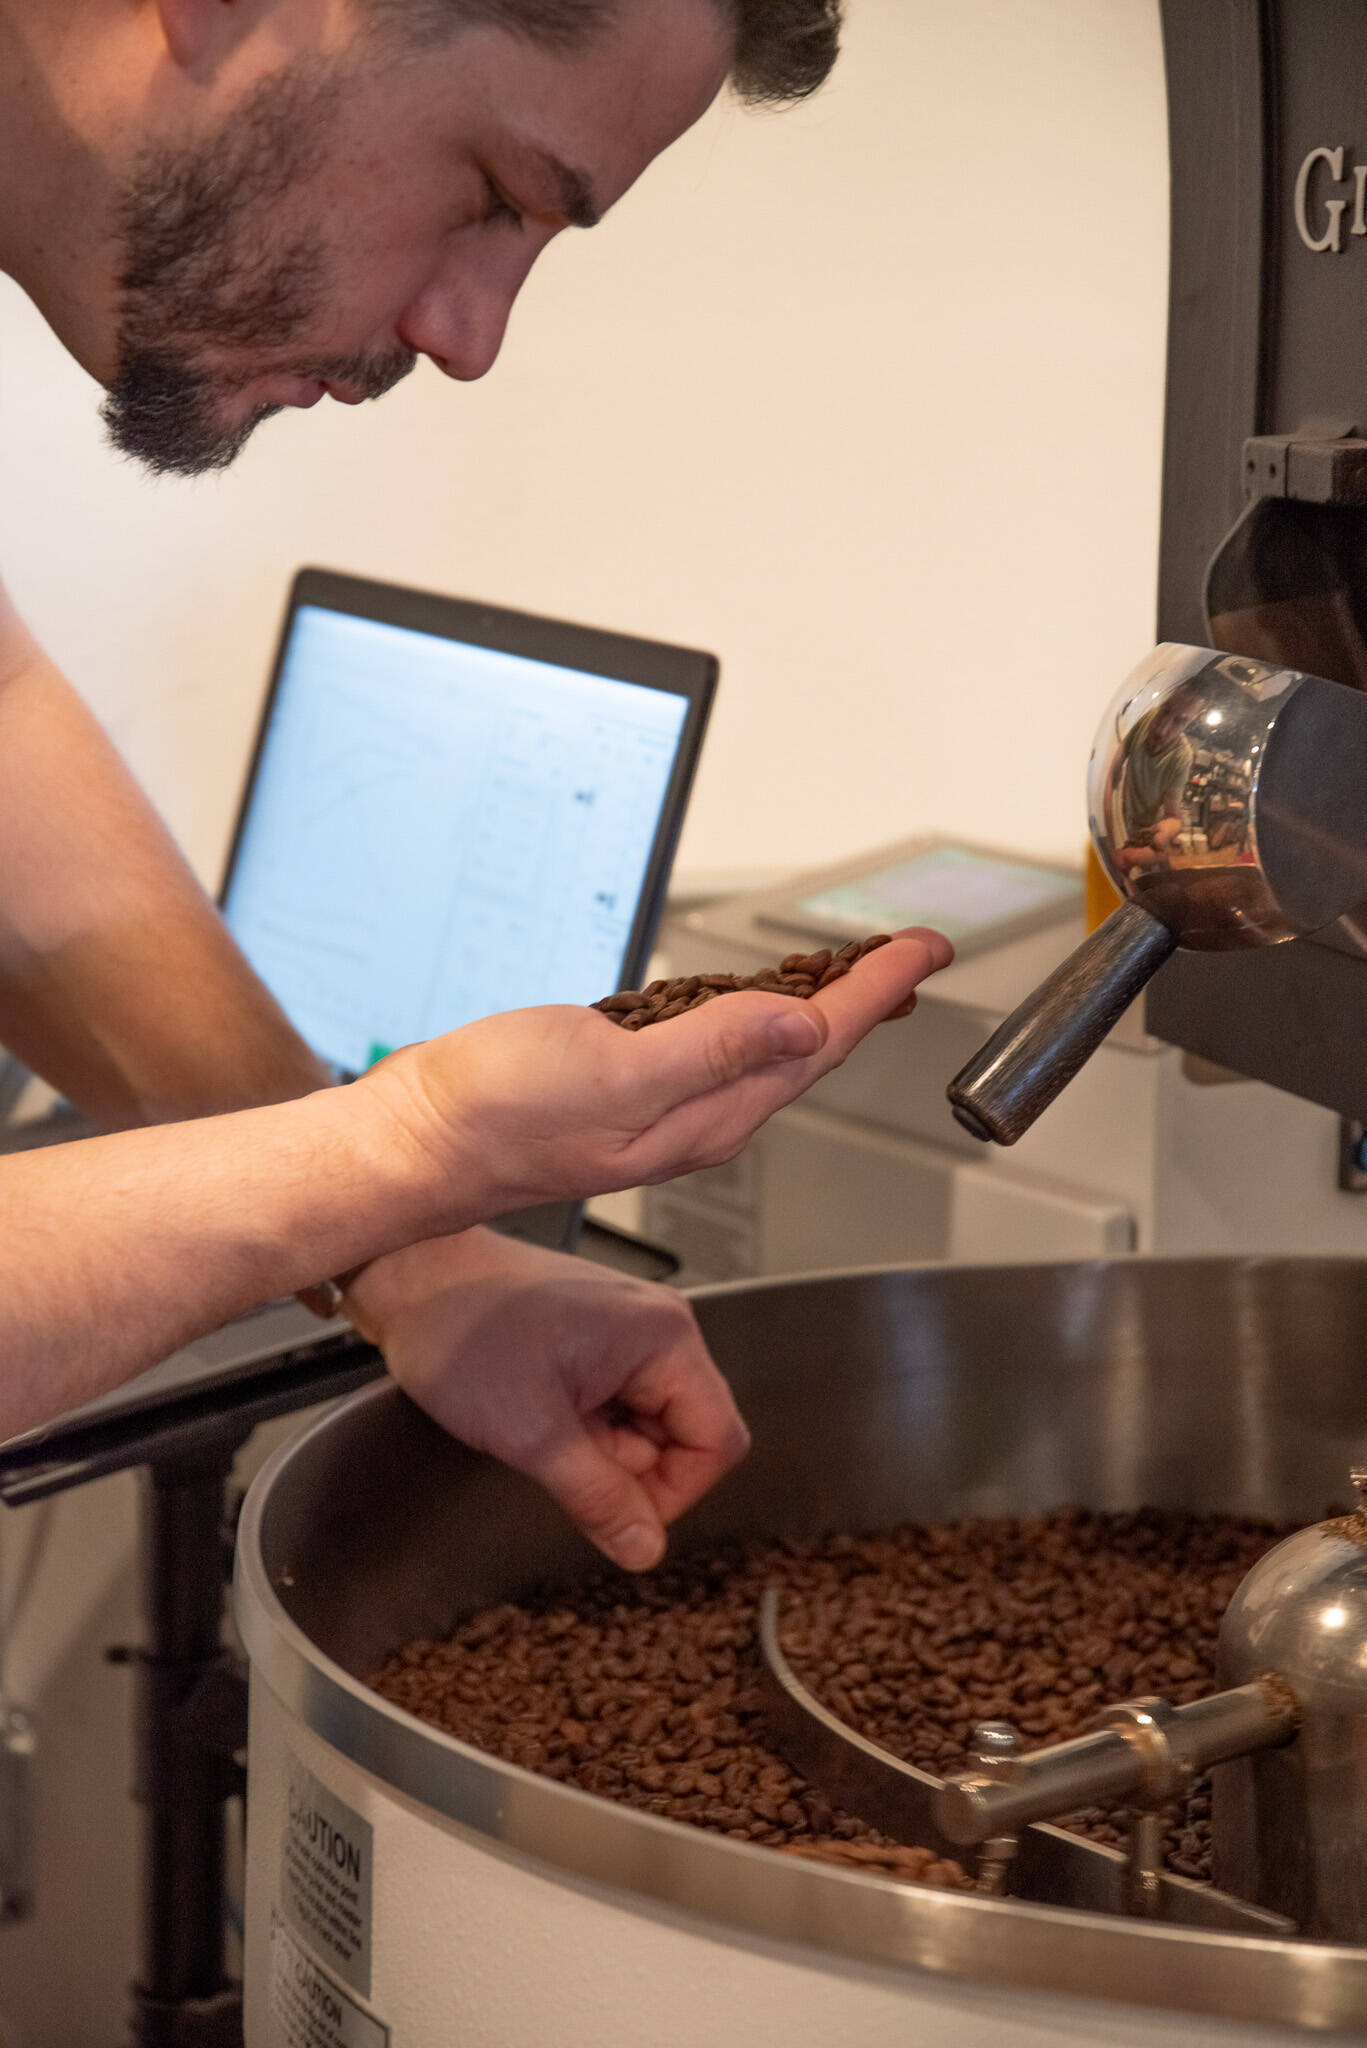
[103,338,416,477]
[101,64,415,476]
[102,351,282,477]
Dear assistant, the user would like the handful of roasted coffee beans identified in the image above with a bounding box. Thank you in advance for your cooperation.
[593,934,894,1032]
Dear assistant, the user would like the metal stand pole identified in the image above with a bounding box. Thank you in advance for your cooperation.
[126,1441,250,2048]
[0,1334,385,2047]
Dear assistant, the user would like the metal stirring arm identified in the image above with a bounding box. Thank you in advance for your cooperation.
[938,1685,1298,1846]
[756,1590,1295,1935]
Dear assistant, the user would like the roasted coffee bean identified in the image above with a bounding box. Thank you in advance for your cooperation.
[370,1508,1291,1891]
[591,936,895,1031]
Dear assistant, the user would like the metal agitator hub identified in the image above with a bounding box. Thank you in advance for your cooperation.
[757,1591,1296,1931]
[761,1471,1367,1943]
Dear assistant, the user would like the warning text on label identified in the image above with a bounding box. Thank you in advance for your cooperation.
[282,1755,374,1997]
[270,1910,388,2048]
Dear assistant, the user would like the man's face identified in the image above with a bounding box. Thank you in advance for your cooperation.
[101,0,733,475]
[1146,694,1194,754]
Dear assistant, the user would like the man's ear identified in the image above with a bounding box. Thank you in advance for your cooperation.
[153,0,256,75]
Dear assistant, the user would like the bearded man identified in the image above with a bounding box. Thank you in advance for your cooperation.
[0,0,948,1570]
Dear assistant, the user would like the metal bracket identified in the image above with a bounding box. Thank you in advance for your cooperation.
[0,1700,35,1923]
[107,1650,249,1808]
[127,1985,244,2048]
[1242,432,1367,505]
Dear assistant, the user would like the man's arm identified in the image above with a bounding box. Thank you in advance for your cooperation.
[0,903,949,1441]
[0,1080,419,1436]
[0,580,330,1124]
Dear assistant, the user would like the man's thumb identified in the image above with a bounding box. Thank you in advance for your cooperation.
[624,992,827,1115]
[529,1434,667,1571]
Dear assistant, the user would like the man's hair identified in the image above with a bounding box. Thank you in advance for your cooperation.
[364,0,842,105]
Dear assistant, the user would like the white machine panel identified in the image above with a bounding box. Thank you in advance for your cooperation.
[644,1101,1131,1286]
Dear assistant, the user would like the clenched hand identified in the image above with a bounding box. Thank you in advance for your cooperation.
[346,1228,748,1572]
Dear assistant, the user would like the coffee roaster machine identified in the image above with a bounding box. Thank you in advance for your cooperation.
[236,1262,1367,2046]
[24,4,1367,2044]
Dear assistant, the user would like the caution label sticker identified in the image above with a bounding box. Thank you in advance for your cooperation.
[270,1909,389,2048]
[282,1753,374,1997]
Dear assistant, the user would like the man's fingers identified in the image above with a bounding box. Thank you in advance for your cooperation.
[619,929,952,1181]
[615,926,950,1125]
[900,924,955,972]
[561,1315,750,1555]
[802,929,950,1062]
[586,1408,663,1478]
[530,1431,669,1570]
[610,1339,752,1525]
[621,989,829,1121]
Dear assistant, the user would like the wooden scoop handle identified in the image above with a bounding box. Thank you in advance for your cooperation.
[946,900,1177,1146]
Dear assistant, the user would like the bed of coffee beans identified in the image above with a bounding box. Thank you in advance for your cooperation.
[369,1507,1292,1893]
[592,935,894,1031]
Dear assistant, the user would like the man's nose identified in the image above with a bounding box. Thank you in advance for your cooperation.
[398,239,548,382]
[397,285,512,381]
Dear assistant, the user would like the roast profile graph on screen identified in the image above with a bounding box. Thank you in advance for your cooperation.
[220,573,714,1078]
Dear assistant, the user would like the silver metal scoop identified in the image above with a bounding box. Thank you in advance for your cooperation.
[947,643,1367,1144]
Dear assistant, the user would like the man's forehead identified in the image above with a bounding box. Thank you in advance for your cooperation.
[443,0,734,204]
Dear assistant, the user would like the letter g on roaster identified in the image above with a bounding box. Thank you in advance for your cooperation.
[1296,145,1348,253]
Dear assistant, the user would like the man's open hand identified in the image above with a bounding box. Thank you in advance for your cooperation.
[358,925,951,1227]
[345,1229,748,1572]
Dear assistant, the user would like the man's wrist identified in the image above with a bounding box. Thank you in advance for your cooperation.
[279,1079,466,1315]
[323,1228,512,1336]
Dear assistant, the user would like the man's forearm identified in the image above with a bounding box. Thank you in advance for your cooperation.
[0,1083,441,1439]
[0,592,330,1125]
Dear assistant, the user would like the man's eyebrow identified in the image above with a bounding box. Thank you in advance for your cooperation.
[534,150,602,229]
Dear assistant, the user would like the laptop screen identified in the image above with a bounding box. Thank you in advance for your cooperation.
[220,573,715,1078]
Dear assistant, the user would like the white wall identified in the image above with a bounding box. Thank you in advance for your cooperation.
[0,0,1169,898]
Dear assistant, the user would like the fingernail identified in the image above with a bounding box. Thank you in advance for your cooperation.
[767,1010,824,1059]
[609,1523,664,1571]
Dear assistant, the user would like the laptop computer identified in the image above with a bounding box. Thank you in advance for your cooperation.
[0,566,715,1442]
